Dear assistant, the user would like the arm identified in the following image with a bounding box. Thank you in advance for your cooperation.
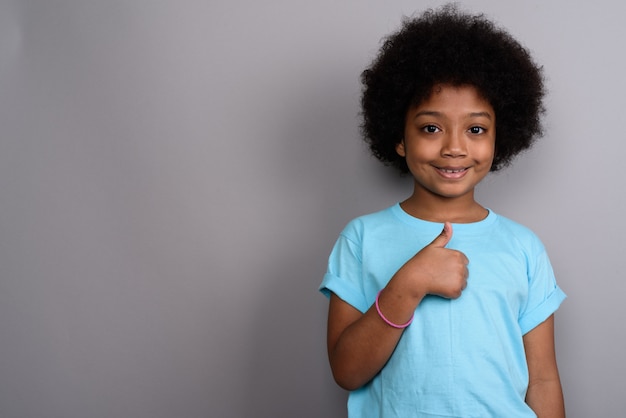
[327,223,468,390]
[327,284,422,390]
[523,314,565,417]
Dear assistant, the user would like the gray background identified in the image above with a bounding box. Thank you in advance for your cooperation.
[0,0,623,417]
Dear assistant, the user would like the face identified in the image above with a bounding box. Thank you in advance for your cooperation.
[396,84,496,202]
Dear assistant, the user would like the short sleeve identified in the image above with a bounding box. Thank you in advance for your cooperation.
[518,248,566,334]
[319,230,369,314]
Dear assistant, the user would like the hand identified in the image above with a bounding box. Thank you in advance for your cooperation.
[399,222,469,299]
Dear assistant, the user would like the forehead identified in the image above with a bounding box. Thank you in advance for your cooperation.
[413,84,495,115]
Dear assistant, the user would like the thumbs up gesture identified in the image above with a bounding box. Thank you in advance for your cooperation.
[396,222,469,299]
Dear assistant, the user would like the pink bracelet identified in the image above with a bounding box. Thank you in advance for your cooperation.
[375,290,413,329]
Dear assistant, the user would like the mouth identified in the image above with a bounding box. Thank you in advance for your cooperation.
[435,166,469,179]
[439,167,467,173]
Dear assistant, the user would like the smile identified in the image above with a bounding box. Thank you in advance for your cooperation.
[436,166,469,179]
[439,168,467,173]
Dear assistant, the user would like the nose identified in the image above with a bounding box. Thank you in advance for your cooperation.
[441,130,468,158]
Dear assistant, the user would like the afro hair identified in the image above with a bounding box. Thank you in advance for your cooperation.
[360,4,546,173]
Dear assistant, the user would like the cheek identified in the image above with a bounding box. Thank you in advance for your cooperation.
[407,140,440,160]
[475,140,496,164]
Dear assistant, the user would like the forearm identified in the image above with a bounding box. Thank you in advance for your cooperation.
[328,287,422,390]
[526,378,565,417]
[329,309,404,390]
[523,315,565,417]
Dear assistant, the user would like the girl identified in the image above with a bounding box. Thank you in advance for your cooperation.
[320,5,566,417]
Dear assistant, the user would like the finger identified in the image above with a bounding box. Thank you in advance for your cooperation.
[429,221,453,248]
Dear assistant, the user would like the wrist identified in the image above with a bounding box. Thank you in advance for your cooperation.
[375,285,423,327]
[388,269,428,301]
[375,290,413,328]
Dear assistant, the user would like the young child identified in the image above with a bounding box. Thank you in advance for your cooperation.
[320,5,566,417]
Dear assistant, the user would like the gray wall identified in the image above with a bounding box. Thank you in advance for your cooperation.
[0,0,624,417]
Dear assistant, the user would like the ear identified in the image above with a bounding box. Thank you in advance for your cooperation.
[395,140,406,157]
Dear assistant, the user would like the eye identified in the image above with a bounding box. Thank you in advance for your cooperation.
[421,125,441,134]
[468,126,486,134]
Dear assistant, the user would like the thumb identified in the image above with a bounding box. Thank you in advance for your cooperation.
[429,222,453,248]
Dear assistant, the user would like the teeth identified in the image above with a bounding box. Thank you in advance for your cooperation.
[441,168,465,173]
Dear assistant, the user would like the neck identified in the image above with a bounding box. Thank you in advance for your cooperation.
[400,189,488,224]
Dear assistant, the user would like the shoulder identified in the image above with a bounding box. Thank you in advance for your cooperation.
[339,204,399,240]
[492,212,546,253]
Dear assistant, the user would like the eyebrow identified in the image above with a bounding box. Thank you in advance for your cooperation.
[469,111,493,120]
[413,111,493,120]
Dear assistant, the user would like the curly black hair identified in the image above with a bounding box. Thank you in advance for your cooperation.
[361,4,545,173]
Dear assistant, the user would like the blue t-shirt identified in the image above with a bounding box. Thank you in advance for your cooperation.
[320,204,566,418]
